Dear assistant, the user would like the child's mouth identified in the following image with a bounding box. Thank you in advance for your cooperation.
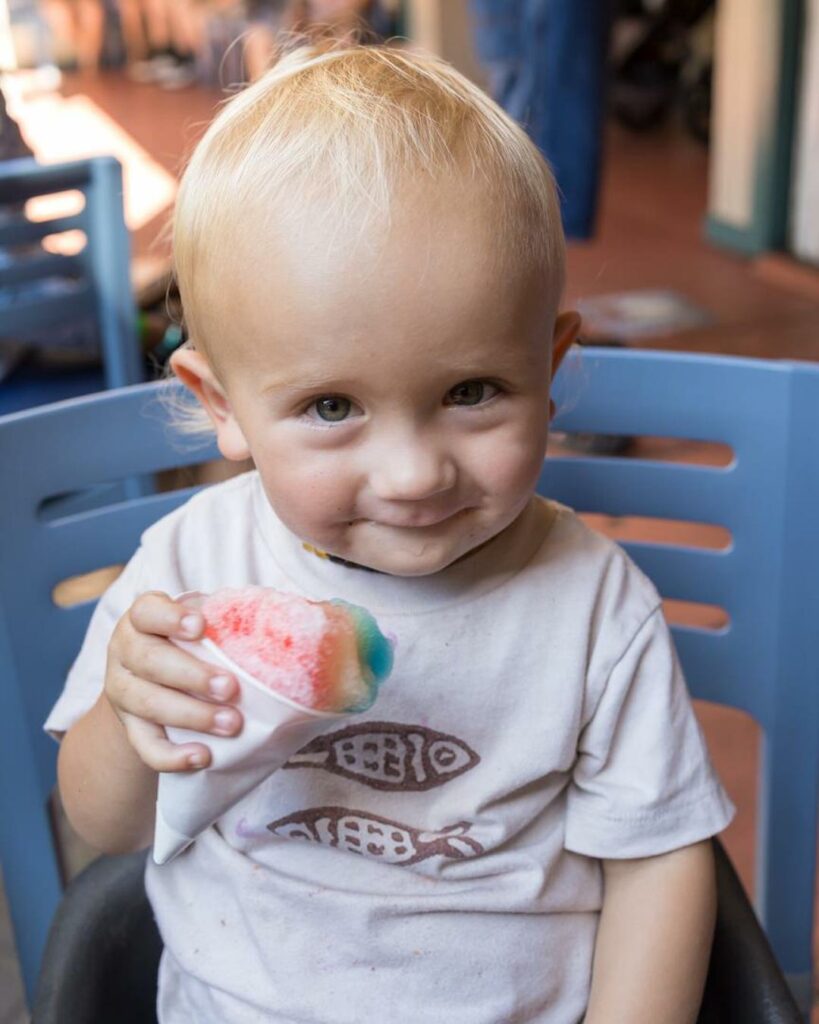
[354,508,469,530]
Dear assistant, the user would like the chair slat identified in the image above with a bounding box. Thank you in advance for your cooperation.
[0,253,84,288]
[551,347,785,444]
[617,542,733,607]
[0,214,86,248]
[0,384,219,496]
[540,457,736,527]
[40,488,204,582]
[18,605,95,773]
[0,157,94,204]
[0,286,95,336]
[671,627,756,715]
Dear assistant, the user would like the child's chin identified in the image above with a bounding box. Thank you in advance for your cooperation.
[359,543,470,578]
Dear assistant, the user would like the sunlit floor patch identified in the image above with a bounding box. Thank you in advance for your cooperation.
[14,91,177,248]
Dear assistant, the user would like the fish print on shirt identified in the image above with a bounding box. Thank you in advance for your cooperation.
[284,722,480,791]
[236,724,485,864]
[260,807,485,865]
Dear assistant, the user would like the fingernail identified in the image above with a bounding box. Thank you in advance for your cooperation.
[213,710,237,734]
[187,752,207,768]
[209,675,233,699]
[180,614,202,638]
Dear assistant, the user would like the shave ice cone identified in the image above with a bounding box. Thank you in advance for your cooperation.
[154,587,394,864]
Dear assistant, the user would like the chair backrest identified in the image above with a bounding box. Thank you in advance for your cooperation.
[0,156,142,390]
[545,346,819,1014]
[0,349,817,1010]
[0,381,218,1003]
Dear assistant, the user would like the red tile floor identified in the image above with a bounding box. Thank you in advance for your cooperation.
[7,67,819,1019]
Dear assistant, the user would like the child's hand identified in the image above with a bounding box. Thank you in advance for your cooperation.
[105,592,243,773]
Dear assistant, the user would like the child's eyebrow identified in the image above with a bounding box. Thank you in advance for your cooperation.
[258,351,538,397]
[260,375,355,396]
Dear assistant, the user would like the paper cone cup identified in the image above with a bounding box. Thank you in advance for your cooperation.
[154,593,348,865]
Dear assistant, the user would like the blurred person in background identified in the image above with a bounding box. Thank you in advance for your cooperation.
[119,0,200,85]
[243,0,291,81]
[243,0,393,80]
[39,0,105,71]
[470,0,612,239]
[292,0,392,43]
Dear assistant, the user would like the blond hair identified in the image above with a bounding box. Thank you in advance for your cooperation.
[170,43,565,434]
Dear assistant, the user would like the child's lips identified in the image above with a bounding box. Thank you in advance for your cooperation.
[354,507,469,530]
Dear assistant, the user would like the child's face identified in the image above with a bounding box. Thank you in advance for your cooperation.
[174,183,578,576]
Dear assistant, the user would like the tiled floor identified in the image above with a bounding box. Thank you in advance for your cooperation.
[3,68,819,1021]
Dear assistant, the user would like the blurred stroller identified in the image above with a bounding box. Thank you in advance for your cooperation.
[612,0,715,143]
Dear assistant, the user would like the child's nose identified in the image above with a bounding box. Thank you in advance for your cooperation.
[369,440,456,502]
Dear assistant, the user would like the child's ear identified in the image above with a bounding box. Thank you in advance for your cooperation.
[170,346,251,462]
[548,311,581,421]
[551,311,581,377]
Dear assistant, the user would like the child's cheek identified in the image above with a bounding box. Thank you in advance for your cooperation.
[260,454,354,536]
[476,419,548,499]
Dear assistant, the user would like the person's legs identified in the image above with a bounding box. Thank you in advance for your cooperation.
[127,0,196,86]
[117,0,149,60]
[40,0,78,66]
[75,0,104,70]
[523,0,612,239]
[243,22,278,80]
[468,0,526,116]
[141,0,170,52]
[164,0,197,58]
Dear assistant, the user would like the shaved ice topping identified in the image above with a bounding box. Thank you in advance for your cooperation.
[199,587,393,713]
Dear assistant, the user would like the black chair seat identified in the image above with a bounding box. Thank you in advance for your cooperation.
[31,838,802,1024]
[32,851,162,1024]
[698,842,802,1023]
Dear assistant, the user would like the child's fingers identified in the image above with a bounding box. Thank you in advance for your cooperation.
[111,670,243,738]
[122,712,212,773]
[119,632,237,703]
[128,590,205,641]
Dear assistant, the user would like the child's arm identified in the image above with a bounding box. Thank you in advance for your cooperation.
[583,840,716,1024]
[57,592,242,854]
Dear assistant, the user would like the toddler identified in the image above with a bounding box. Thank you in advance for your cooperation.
[49,44,734,1023]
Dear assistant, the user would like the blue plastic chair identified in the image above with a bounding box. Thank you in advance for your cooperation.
[0,380,217,1004]
[0,348,817,1014]
[544,347,819,1016]
[0,156,143,414]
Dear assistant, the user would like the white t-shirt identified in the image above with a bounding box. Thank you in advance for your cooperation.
[46,471,734,1024]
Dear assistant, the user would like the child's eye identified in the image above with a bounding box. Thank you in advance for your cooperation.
[446,380,499,407]
[309,396,354,422]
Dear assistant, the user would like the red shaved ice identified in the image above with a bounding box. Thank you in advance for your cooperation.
[199,587,391,713]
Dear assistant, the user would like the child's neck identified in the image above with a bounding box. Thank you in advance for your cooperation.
[301,543,382,574]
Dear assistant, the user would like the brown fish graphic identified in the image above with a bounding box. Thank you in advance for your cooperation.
[284,722,480,791]
[264,806,484,865]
